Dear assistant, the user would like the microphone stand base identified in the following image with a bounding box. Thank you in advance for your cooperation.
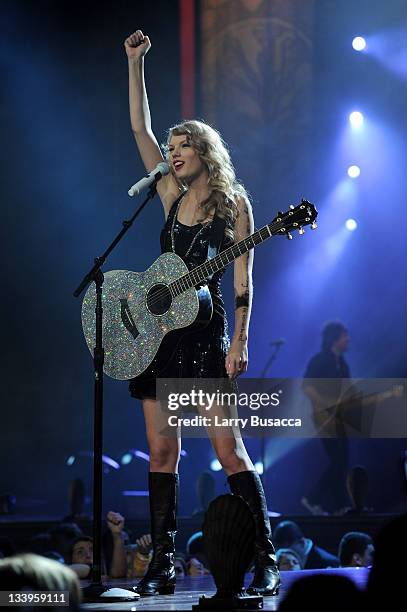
[82,582,139,603]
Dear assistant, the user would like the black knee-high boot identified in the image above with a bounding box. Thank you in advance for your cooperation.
[227,470,281,596]
[133,472,179,596]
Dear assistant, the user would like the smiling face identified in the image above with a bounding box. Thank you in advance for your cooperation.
[167,134,207,184]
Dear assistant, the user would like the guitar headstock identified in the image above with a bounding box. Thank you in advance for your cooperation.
[270,199,318,240]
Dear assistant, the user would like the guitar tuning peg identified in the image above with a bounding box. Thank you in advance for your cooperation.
[287,232,293,240]
[289,205,295,210]
[298,227,305,235]
[311,222,318,230]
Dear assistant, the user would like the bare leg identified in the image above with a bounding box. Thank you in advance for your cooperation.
[196,399,254,475]
[142,398,181,472]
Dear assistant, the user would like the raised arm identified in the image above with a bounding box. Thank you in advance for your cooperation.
[124,30,179,213]
[225,196,254,379]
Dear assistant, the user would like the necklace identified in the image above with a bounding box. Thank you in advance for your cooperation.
[170,197,213,258]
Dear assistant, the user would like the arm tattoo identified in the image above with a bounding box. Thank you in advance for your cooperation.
[235,290,249,310]
[238,309,248,342]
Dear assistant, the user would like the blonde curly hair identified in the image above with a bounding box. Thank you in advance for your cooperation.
[164,119,249,241]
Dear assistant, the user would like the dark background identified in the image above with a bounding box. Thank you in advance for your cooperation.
[1,0,406,518]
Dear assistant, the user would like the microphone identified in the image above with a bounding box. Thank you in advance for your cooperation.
[128,162,170,197]
[270,338,286,346]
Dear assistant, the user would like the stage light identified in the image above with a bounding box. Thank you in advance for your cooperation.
[254,461,264,475]
[65,451,120,472]
[102,455,120,469]
[121,453,133,465]
[210,458,222,471]
[349,111,364,128]
[346,219,358,231]
[134,450,150,462]
[120,449,150,465]
[352,36,366,51]
[348,165,361,178]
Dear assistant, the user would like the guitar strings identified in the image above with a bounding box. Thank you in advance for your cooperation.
[119,212,309,312]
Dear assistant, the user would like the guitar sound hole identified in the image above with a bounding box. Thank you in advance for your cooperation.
[146,283,172,315]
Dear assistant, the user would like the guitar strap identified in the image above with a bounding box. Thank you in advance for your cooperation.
[206,213,226,280]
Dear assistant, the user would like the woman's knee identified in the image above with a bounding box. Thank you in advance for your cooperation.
[148,439,180,470]
[215,442,250,473]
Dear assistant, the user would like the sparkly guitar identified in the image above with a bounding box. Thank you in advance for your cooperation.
[81,200,317,380]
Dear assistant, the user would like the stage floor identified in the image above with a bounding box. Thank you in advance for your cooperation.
[81,567,369,610]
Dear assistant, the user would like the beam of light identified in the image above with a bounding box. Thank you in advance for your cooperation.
[345,218,358,231]
[254,461,264,475]
[277,218,355,312]
[349,111,364,129]
[210,458,222,471]
[264,438,306,471]
[352,36,366,51]
[122,490,149,496]
[348,165,361,178]
[366,28,407,80]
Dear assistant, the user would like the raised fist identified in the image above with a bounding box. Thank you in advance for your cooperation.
[106,510,125,534]
[124,30,151,60]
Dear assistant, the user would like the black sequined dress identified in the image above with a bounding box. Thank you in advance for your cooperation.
[129,194,234,400]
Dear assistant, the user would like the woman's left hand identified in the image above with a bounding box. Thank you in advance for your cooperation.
[225,340,248,379]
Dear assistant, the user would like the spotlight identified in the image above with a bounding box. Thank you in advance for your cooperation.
[349,111,364,128]
[254,461,264,475]
[352,36,366,51]
[210,458,222,472]
[345,219,358,231]
[348,165,361,178]
[121,453,133,466]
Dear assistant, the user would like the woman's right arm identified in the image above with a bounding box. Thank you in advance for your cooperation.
[124,30,179,213]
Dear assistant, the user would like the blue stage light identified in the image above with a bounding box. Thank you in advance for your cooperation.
[349,111,364,128]
[352,36,366,51]
[348,165,361,178]
[121,453,133,465]
[210,458,222,471]
[346,219,358,231]
[254,461,264,475]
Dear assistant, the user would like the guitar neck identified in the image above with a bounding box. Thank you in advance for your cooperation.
[170,222,273,297]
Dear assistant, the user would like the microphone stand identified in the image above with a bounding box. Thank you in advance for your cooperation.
[259,342,284,501]
[73,184,158,602]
